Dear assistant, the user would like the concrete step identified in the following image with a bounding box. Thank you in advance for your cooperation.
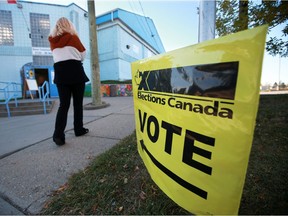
[0,99,55,117]
[0,104,44,111]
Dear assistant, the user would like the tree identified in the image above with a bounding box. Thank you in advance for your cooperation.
[216,0,288,57]
[279,82,286,89]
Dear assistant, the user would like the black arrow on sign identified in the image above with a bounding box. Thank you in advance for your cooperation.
[140,139,207,199]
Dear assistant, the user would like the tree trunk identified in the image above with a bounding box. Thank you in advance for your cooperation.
[239,0,249,30]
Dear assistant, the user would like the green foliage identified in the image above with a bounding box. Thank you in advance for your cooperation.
[101,80,132,84]
[216,0,239,36]
[216,0,288,57]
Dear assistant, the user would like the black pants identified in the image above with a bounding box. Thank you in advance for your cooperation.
[53,83,85,139]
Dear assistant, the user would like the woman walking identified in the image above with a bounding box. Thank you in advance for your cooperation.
[48,17,89,146]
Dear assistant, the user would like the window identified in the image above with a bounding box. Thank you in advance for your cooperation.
[30,13,51,65]
[0,10,14,46]
[30,13,50,47]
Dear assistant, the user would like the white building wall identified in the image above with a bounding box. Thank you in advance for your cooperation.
[0,56,31,82]
[100,59,119,81]
[119,27,142,80]
[0,2,90,84]
[118,60,132,80]
[96,19,159,81]
[97,24,119,81]
[120,28,143,60]
[118,23,158,80]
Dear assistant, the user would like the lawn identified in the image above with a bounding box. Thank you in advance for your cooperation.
[41,94,288,215]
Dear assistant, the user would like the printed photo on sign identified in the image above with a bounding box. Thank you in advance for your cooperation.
[136,61,239,100]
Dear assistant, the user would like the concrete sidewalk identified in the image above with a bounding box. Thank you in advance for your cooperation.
[0,96,135,215]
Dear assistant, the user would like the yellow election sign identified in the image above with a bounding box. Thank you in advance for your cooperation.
[131,25,268,215]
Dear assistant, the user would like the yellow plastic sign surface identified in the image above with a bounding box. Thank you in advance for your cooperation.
[131,26,267,215]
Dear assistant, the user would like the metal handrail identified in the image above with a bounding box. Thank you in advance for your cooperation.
[1,81,51,117]
[38,81,50,114]
[0,82,22,118]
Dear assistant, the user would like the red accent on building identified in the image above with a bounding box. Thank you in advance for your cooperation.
[7,0,17,4]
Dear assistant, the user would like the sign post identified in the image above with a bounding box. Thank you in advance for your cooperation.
[25,79,38,99]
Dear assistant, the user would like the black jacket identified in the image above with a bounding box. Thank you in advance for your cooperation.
[53,60,89,84]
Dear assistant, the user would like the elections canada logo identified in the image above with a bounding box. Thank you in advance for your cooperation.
[135,62,239,119]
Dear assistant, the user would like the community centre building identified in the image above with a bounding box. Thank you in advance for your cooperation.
[0,0,165,97]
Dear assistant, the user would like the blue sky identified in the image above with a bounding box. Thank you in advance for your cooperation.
[27,0,288,85]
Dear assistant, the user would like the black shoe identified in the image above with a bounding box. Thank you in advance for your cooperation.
[53,137,65,146]
[75,128,89,137]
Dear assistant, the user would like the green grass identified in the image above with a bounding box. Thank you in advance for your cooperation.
[100,80,132,84]
[239,94,288,214]
[41,132,189,215]
[41,94,288,215]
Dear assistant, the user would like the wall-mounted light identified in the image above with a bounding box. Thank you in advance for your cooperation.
[17,3,23,9]
[84,13,88,18]
[126,45,130,49]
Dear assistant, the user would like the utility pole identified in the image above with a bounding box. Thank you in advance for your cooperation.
[87,0,102,106]
[198,0,216,43]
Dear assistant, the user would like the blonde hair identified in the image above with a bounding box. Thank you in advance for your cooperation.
[50,17,78,37]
